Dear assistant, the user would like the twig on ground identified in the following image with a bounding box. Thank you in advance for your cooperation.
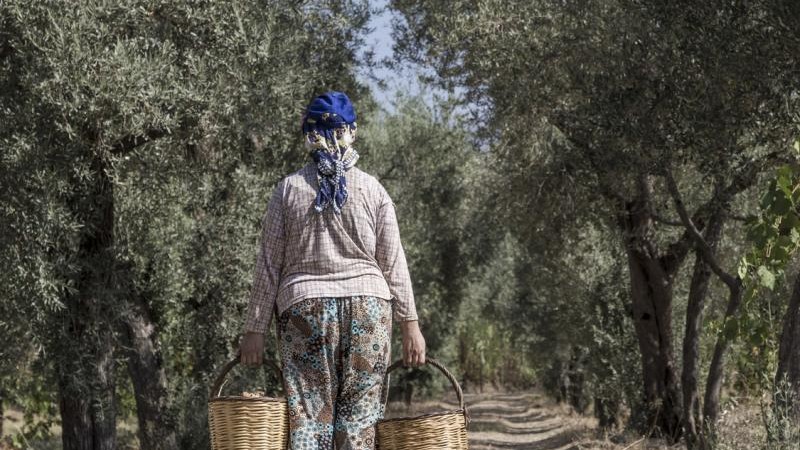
[621,437,646,450]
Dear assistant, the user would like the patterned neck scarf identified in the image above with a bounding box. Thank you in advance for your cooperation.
[301,91,360,214]
[305,124,359,214]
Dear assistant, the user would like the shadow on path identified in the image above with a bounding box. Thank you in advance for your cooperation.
[386,391,590,450]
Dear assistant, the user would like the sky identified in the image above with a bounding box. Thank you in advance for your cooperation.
[355,1,475,129]
[355,0,431,113]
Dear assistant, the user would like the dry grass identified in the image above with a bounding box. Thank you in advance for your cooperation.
[385,388,774,450]
[714,396,768,450]
[1,407,139,450]
[0,390,778,449]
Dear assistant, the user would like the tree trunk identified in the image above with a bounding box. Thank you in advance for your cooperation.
[702,281,743,426]
[458,334,469,392]
[626,247,683,439]
[57,154,117,450]
[681,255,713,449]
[58,332,116,450]
[121,288,178,450]
[775,273,800,423]
[681,215,723,449]
[0,390,4,438]
[58,378,92,450]
[620,187,683,441]
[595,396,621,430]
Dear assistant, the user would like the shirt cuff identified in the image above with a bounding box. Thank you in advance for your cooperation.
[396,317,419,323]
[392,310,419,323]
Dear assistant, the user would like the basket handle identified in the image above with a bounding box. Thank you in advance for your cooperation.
[381,357,469,423]
[209,350,283,399]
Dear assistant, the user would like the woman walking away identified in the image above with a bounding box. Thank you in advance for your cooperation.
[239,91,426,450]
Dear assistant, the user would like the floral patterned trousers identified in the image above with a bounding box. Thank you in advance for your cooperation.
[277,295,393,450]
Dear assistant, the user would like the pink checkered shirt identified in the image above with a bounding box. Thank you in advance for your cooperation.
[243,161,418,334]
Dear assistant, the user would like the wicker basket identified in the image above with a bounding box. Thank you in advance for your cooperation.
[376,358,469,450]
[208,353,288,450]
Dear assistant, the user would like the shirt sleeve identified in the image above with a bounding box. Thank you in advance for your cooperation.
[375,186,419,323]
[243,180,286,334]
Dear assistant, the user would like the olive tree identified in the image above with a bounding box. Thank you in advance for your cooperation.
[390,0,799,442]
[1,0,371,448]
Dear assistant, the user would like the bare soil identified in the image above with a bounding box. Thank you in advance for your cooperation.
[4,389,763,449]
[384,390,677,450]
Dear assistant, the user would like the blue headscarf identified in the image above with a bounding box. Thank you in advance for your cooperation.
[301,91,360,214]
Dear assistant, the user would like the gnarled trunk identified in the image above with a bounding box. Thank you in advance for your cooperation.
[702,281,743,425]
[774,273,800,424]
[620,188,683,441]
[122,289,178,450]
[681,215,723,449]
[57,154,117,450]
[0,389,5,438]
[626,246,682,439]
[58,332,116,450]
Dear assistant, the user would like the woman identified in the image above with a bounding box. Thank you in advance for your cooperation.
[239,90,426,450]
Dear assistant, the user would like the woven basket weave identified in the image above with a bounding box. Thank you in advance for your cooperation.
[376,358,469,450]
[208,353,288,450]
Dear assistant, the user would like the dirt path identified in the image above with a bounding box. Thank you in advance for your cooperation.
[385,391,595,449]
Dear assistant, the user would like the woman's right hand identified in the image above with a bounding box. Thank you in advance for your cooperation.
[240,331,265,366]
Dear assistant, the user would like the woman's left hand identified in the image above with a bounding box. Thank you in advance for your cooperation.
[400,320,426,367]
[239,332,265,366]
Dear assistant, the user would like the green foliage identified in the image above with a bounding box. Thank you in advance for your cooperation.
[762,376,800,449]
[358,94,477,398]
[740,162,800,290]
[454,232,538,390]
[1,0,373,445]
[6,366,60,449]
[583,266,643,427]
[733,157,800,386]
[3,1,800,447]
[388,2,800,443]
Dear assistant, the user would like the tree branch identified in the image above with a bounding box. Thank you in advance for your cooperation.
[727,214,753,222]
[651,212,685,227]
[665,170,738,289]
[377,160,400,183]
[661,211,707,274]
[0,42,13,60]
[719,151,791,200]
[661,150,787,270]
[110,128,170,156]
[547,121,627,207]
